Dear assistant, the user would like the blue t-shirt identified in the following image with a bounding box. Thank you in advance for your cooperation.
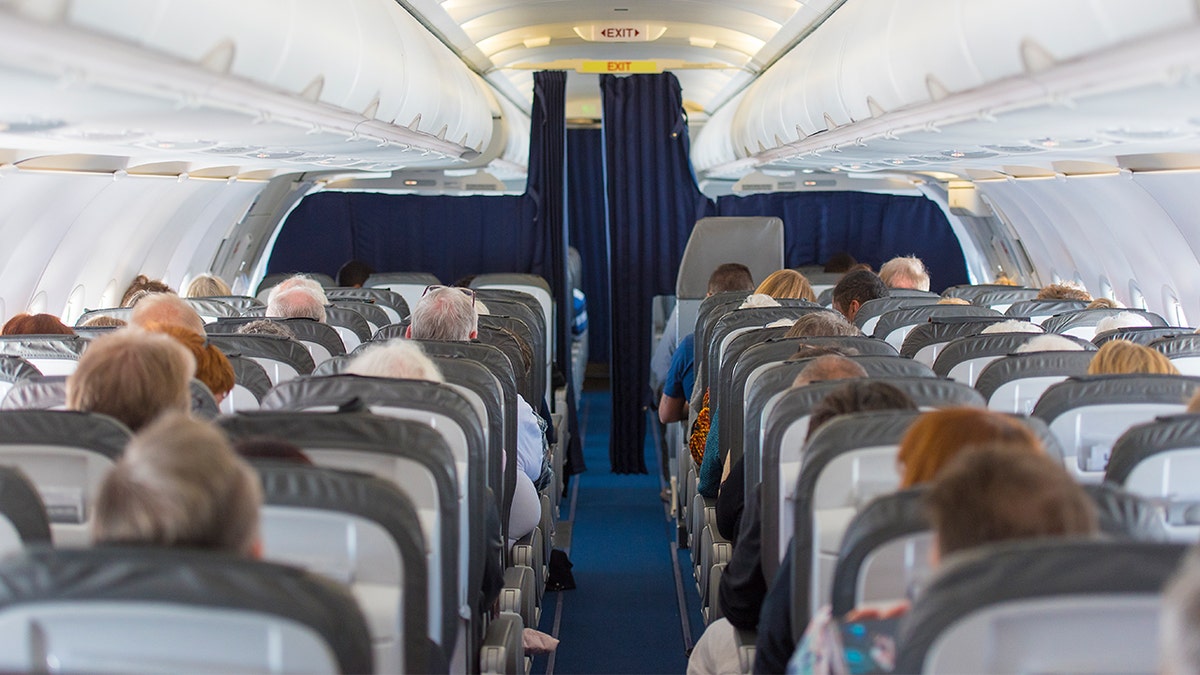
[663,333,696,399]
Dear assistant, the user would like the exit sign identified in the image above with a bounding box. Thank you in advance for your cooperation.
[574,23,665,43]
[579,60,661,74]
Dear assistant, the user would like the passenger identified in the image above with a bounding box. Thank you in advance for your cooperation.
[130,292,206,336]
[266,286,327,323]
[935,296,971,305]
[691,381,915,675]
[1014,334,1086,353]
[66,329,194,432]
[144,323,236,405]
[1087,297,1124,310]
[345,338,444,382]
[266,274,329,306]
[830,269,889,323]
[651,262,753,402]
[782,311,860,338]
[119,274,173,307]
[234,437,313,465]
[183,274,232,298]
[1087,339,1179,376]
[1036,282,1092,302]
[1094,311,1152,334]
[738,293,781,309]
[822,252,857,274]
[756,407,1047,673]
[1,312,74,335]
[993,274,1020,286]
[336,259,374,288]
[236,318,297,339]
[981,319,1042,334]
[407,286,552,492]
[77,315,127,328]
[878,255,930,292]
[1162,548,1200,675]
[755,269,816,302]
[788,444,1098,673]
[92,412,262,557]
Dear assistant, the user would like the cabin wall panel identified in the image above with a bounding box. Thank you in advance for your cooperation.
[975,183,1076,289]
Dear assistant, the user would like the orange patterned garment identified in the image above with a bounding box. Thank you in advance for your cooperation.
[689,389,711,466]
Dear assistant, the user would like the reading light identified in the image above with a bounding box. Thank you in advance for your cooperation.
[689,37,717,49]
[523,36,551,48]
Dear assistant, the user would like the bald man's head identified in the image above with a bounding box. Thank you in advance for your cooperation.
[130,293,204,336]
[792,354,868,389]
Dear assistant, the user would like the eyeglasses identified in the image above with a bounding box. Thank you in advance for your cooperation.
[423,285,476,303]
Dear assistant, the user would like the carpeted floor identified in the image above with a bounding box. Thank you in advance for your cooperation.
[533,386,706,674]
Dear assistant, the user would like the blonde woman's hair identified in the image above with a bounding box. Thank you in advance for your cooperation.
[1087,339,1179,376]
[184,274,232,298]
[754,269,816,302]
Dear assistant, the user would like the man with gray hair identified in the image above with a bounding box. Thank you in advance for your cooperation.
[267,286,327,323]
[130,292,206,336]
[346,339,444,382]
[408,285,552,491]
[266,274,328,306]
[879,255,931,292]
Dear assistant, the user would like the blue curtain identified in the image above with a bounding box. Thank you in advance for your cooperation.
[715,191,968,291]
[566,128,610,363]
[601,73,715,474]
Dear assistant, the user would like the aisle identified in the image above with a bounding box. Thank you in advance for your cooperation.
[533,386,705,674]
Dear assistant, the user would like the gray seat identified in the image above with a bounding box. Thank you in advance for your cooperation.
[932,332,1093,386]
[365,272,441,318]
[208,317,346,366]
[0,410,130,546]
[1151,334,1200,376]
[326,287,409,324]
[218,410,460,664]
[0,466,51,558]
[1094,325,1190,346]
[761,380,984,579]
[1107,414,1200,541]
[0,335,87,377]
[471,275,554,389]
[872,305,1001,348]
[1031,374,1200,482]
[328,298,391,334]
[323,304,374,351]
[1042,308,1169,340]
[894,540,1186,674]
[2,376,219,420]
[222,353,272,412]
[254,461,429,674]
[942,285,1040,311]
[852,296,938,336]
[829,478,1165,620]
[0,546,373,674]
[187,295,265,314]
[0,355,40,403]
[206,332,316,384]
[703,305,828,410]
[976,350,1097,415]
[899,316,1017,366]
[74,307,134,327]
[182,297,241,322]
[1004,299,1089,324]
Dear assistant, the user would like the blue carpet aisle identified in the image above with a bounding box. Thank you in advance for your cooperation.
[533,385,706,674]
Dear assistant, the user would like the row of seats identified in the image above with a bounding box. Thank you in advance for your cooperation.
[662,280,1197,672]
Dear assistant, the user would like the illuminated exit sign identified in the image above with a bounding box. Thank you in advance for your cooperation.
[579,60,661,74]
[574,24,667,42]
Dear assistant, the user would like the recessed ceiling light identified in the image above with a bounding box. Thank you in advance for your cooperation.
[523,36,551,48]
[689,37,717,49]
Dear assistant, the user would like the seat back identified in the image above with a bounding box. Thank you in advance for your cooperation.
[0,410,129,545]
[255,462,429,674]
[895,540,1186,674]
[328,298,391,334]
[1152,334,1200,376]
[479,312,544,405]
[1004,299,1089,324]
[1,376,218,420]
[222,353,272,413]
[206,333,314,384]
[872,305,1002,348]
[1094,325,1190,346]
[326,287,409,324]
[1107,414,1200,541]
[853,296,939,336]
[365,272,441,316]
[945,285,1040,312]
[182,298,241,322]
[0,546,373,674]
[187,295,264,314]
[976,350,1097,414]
[704,305,827,410]
[323,305,373,351]
[899,316,1017,366]
[1032,374,1200,481]
[932,332,1093,385]
[219,410,458,658]
[0,466,51,558]
[0,335,87,376]
[472,273,553,361]
[0,356,40,403]
[74,307,134,327]
[804,272,844,300]
[1042,308,1169,340]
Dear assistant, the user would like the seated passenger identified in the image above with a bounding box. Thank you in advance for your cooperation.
[789,443,1098,674]
[879,256,930,292]
[266,286,327,323]
[754,407,1047,673]
[689,382,916,675]
[831,270,889,323]
[66,329,194,432]
[755,269,816,302]
[408,286,552,492]
[1087,297,1124,310]
[130,292,206,336]
[822,252,856,274]
[183,274,232,298]
[267,274,329,306]
[783,311,860,338]
[1036,282,1092,302]
[1014,334,1085,353]
[936,296,970,305]
[1094,311,1151,334]
[652,263,754,391]
[78,315,127,328]
[1162,548,1200,675]
[236,318,297,339]
[92,412,262,557]
[144,323,236,405]
[120,274,174,308]
[346,338,444,382]
[1087,339,1179,375]
[1,313,74,335]
[981,319,1041,334]
[336,259,374,288]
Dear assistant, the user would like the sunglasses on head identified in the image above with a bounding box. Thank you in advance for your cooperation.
[423,285,476,302]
